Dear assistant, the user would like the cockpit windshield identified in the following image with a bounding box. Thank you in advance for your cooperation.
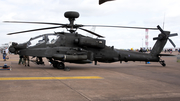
[27,34,59,47]
[47,35,59,44]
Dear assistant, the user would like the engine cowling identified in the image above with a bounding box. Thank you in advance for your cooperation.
[75,37,106,49]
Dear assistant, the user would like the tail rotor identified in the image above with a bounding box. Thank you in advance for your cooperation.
[153,25,178,47]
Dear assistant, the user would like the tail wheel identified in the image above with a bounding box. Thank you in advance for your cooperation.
[162,63,166,67]
[159,60,166,67]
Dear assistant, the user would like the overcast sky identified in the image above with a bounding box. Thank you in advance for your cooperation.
[0,0,180,49]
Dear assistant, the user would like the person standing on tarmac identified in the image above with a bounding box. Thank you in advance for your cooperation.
[18,55,24,65]
[3,51,7,61]
[23,55,30,66]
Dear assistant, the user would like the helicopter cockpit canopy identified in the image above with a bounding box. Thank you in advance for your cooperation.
[27,34,59,47]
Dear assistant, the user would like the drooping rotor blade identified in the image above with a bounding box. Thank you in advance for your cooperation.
[99,0,114,5]
[157,25,166,35]
[79,28,105,38]
[7,26,62,35]
[153,37,159,40]
[4,21,65,26]
[168,38,176,47]
[169,33,178,37]
[82,25,158,30]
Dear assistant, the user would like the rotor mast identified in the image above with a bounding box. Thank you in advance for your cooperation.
[64,11,79,33]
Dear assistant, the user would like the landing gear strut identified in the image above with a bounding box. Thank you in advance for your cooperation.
[31,57,44,65]
[159,59,166,67]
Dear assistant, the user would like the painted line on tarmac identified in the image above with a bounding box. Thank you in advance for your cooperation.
[0,76,103,81]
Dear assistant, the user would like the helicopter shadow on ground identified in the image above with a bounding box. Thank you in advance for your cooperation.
[136,64,163,68]
[63,65,97,71]
[28,63,96,71]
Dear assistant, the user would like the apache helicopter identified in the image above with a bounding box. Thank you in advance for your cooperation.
[5,11,178,70]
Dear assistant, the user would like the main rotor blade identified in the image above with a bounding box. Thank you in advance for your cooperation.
[4,21,65,25]
[7,26,61,35]
[99,0,114,5]
[153,37,159,40]
[168,38,176,47]
[82,25,158,30]
[79,28,105,38]
[157,25,166,35]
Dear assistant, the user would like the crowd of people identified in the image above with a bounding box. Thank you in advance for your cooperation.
[138,47,180,54]
[164,48,180,54]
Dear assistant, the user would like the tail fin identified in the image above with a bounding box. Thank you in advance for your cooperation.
[150,31,170,56]
[150,25,178,56]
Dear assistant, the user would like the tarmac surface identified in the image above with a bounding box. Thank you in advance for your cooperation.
[0,52,180,101]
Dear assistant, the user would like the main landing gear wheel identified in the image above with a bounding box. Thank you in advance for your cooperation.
[57,62,65,69]
[159,60,166,67]
[57,62,70,71]
[50,60,70,71]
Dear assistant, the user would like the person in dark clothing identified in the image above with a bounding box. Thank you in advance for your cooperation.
[18,55,24,65]
[23,55,30,66]
[3,51,6,61]
[139,48,143,52]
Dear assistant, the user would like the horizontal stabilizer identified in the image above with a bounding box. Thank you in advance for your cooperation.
[158,54,175,56]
